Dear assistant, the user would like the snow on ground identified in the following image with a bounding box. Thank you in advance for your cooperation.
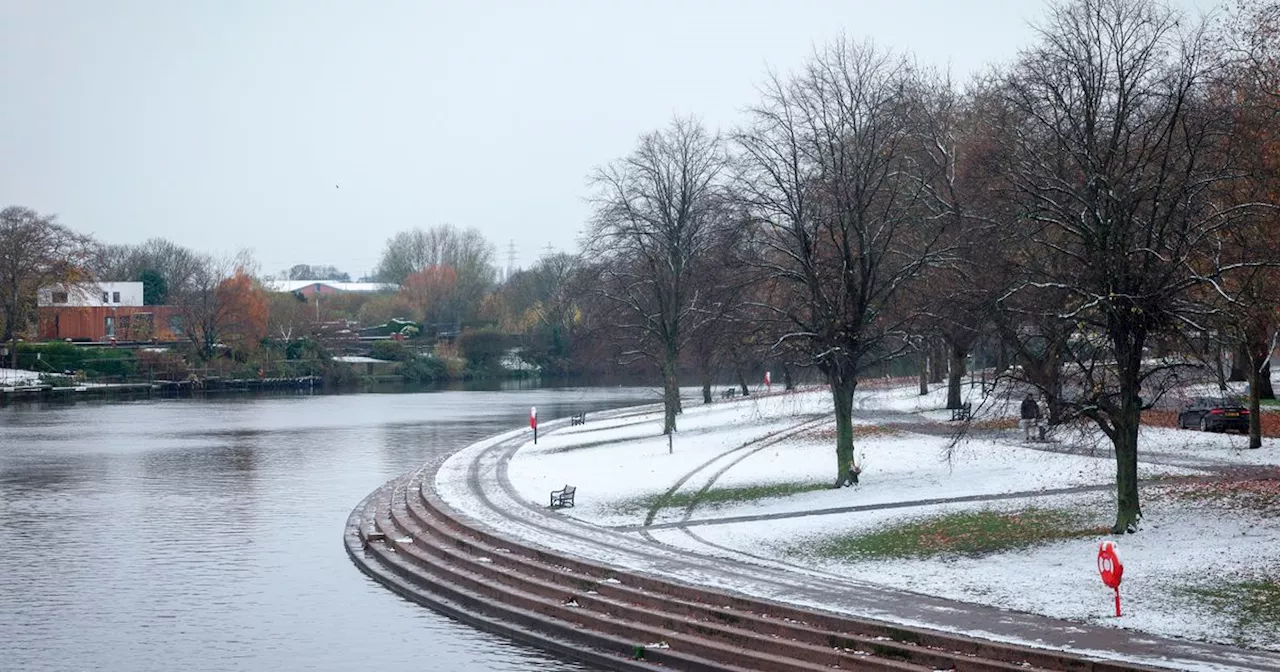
[857,375,1027,422]
[508,391,832,527]
[504,380,1280,652]
[664,490,1280,650]
[1138,425,1280,466]
[697,430,1199,521]
[0,368,41,386]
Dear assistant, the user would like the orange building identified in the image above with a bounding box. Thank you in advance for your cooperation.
[39,306,183,342]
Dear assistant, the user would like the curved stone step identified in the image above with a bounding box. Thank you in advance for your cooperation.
[350,444,1168,672]
[405,469,1092,672]
[352,483,809,672]
[386,493,935,671]
[375,473,928,672]
[391,469,1008,672]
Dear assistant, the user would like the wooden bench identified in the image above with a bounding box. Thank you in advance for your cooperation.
[570,412,586,426]
[950,402,972,422]
[721,387,738,399]
[549,485,576,508]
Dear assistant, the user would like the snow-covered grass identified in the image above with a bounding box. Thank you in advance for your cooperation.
[682,490,1280,650]
[502,380,1280,653]
[508,390,832,527]
[0,367,42,386]
[793,506,1107,560]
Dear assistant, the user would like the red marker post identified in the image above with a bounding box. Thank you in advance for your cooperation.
[530,406,538,444]
[1097,541,1124,617]
[764,371,771,392]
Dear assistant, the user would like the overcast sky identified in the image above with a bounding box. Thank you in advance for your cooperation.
[0,0,1220,279]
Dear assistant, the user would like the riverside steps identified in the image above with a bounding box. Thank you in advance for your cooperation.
[346,417,1184,672]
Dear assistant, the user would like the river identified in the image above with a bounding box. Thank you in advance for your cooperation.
[0,384,659,672]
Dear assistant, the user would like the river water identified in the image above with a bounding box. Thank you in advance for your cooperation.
[0,385,658,672]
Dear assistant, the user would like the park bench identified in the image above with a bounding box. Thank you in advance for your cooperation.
[549,485,576,509]
[570,412,586,426]
[721,387,738,399]
[950,402,972,422]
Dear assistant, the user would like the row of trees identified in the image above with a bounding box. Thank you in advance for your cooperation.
[0,205,574,380]
[579,0,1280,534]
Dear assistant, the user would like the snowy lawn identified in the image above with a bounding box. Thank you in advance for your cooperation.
[674,490,1280,650]
[508,390,833,527]
[0,368,42,386]
[506,381,1280,651]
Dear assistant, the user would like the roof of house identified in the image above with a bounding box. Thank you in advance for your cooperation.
[263,280,396,293]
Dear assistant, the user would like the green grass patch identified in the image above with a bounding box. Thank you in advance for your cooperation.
[1182,577,1280,648]
[797,507,1107,560]
[612,481,829,515]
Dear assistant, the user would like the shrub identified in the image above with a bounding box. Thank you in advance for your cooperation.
[459,327,512,372]
[135,349,190,381]
[16,342,137,379]
[399,355,449,383]
[370,339,411,361]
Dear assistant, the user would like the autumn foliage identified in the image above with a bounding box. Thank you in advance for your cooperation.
[215,269,268,354]
[399,265,458,325]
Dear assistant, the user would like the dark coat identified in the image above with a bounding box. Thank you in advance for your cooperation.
[1020,397,1041,420]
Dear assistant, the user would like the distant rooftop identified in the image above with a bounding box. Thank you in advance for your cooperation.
[264,280,396,293]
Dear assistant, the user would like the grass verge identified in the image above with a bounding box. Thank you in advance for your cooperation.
[613,481,829,515]
[1182,576,1280,648]
[795,507,1107,560]
[1150,474,1280,516]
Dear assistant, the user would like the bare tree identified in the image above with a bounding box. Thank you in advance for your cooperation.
[1197,0,1280,447]
[373,224,496,325]
[902,75,1013,411]
[735,38,950,486]
[995,0,1253,533]
[0,206,95,368]
[93,237,206,296]
[287,264,350,282]
[587,117,730,435]
[172,251,264,362]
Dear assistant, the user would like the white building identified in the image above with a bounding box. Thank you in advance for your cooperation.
[38,282,145,307]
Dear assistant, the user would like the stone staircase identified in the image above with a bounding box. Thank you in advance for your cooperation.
[346,464,1166,672]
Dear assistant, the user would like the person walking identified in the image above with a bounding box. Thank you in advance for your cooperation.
[1019,393,1042,441]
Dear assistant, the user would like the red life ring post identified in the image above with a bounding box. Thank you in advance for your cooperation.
[1097,541,1124,617]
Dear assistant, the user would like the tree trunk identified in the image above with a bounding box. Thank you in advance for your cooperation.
[930,339,946,385]
[783,363,795,391]
[1229,342,1248,382]
[701,379,712,404]
[1111,406,1142,534]
[918,350,928,396]
[737,370,749,396]
[1248,357,1263,449]
[1257,353,1275,400]
[662,353,679,435]
[946,342,967,409]
[1215,345,1229,392]
[1110,335,1144,534]
[829,367,859,487]
[1045,386,1066,426]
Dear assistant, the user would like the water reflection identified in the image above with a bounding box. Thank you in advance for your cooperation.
[0,386,656,672]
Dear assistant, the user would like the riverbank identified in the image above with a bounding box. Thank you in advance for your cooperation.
[0,370,324,405]
[451,381,1280,665]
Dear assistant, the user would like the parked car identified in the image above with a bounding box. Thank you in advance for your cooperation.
[1177,397,1250,433]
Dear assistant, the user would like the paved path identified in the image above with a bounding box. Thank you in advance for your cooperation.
[433,406,1280,672]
